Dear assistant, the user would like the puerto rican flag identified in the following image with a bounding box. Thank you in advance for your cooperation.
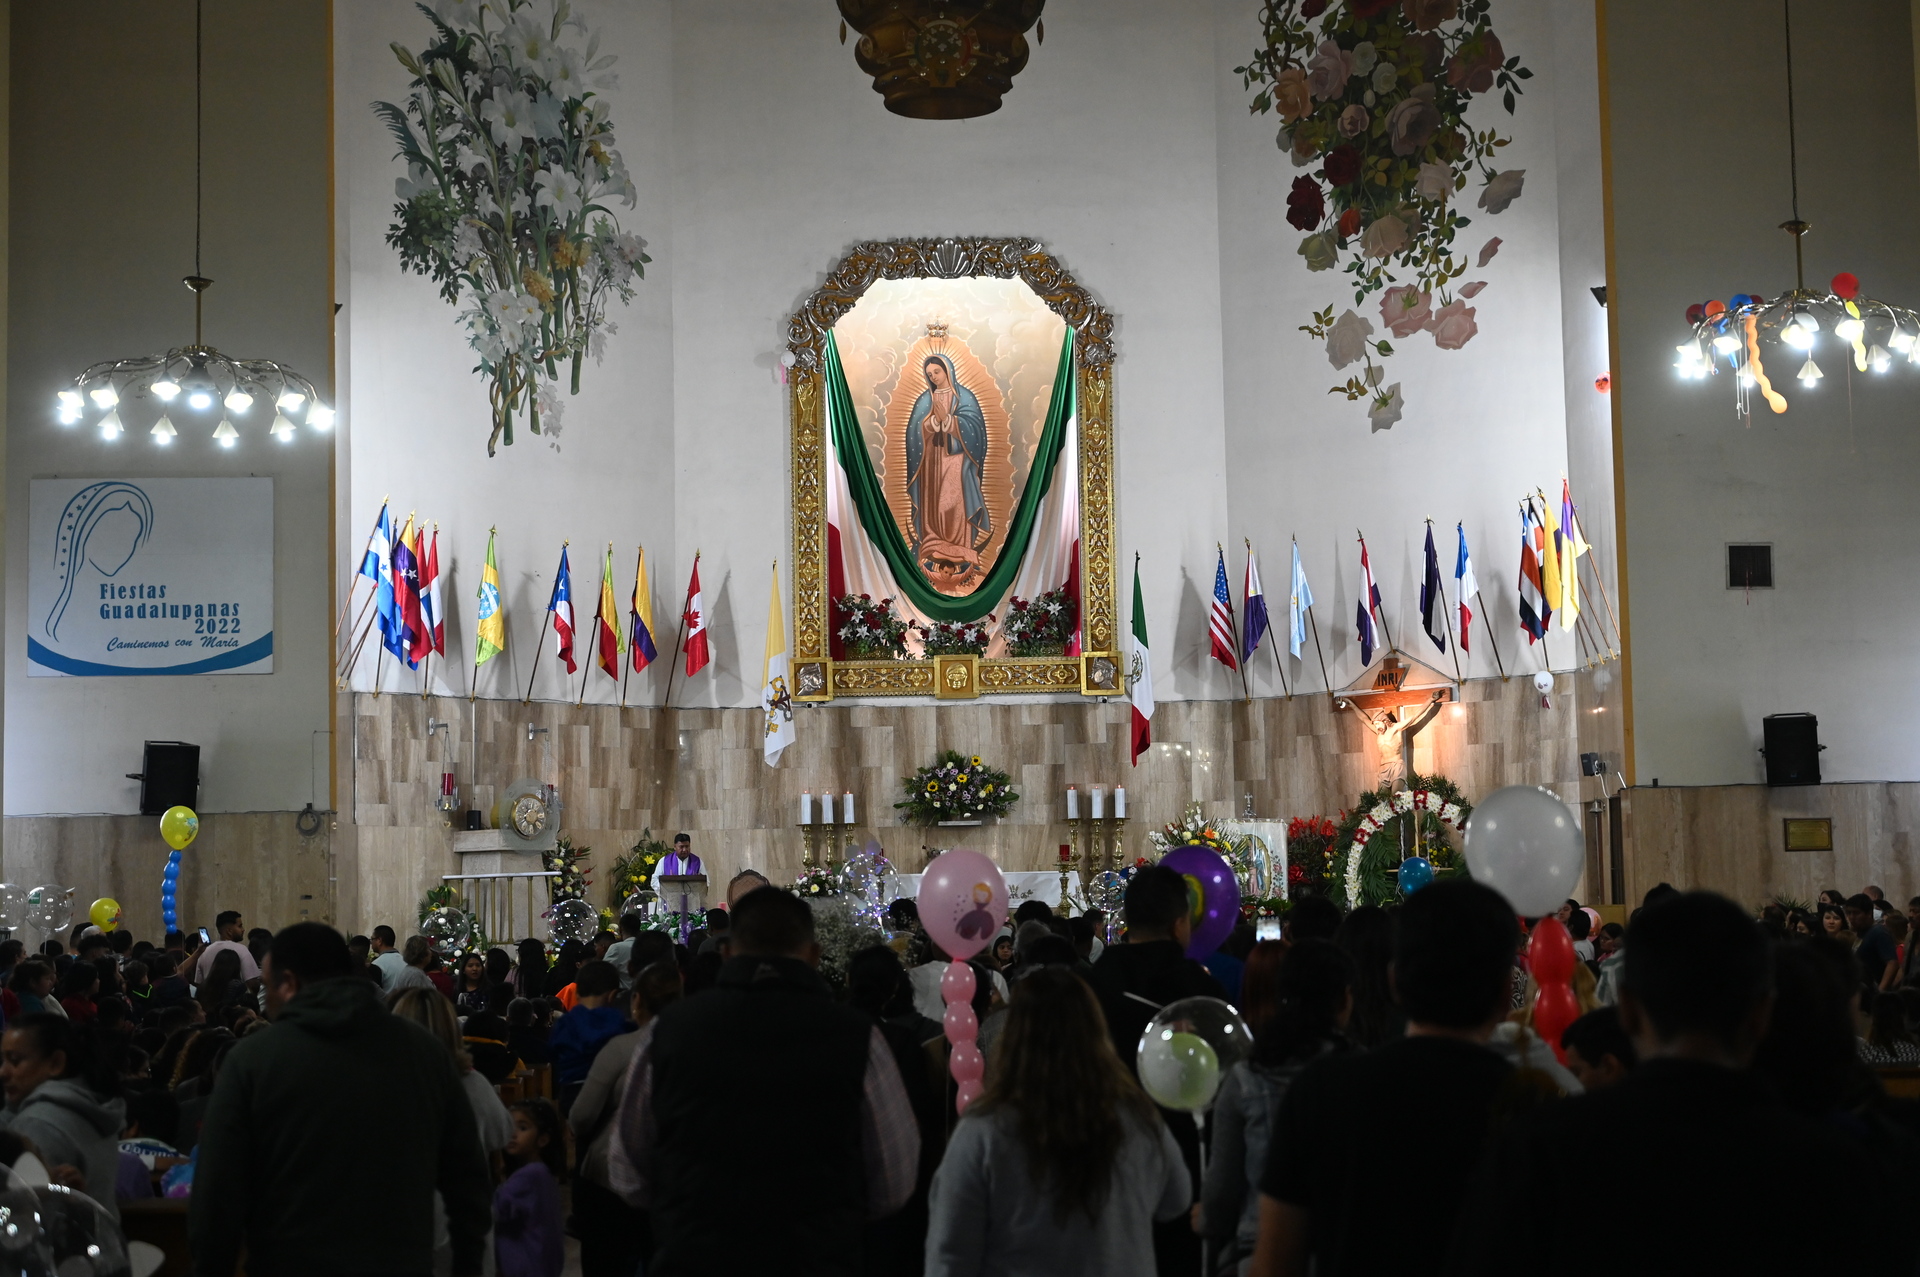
[1356,534,1381,667]
[549,545,577,674]
[1208,546,1237,670]
[683,555,711,677]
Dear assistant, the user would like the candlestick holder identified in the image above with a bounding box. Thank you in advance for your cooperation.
[798,822,818,869]
[1105,815,1129,873]
[1055,855,1074,916]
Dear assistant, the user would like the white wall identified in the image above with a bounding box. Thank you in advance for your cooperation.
[1610,0,1920,784]
[5,2,332,815]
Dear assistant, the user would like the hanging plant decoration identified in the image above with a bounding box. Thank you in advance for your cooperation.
[376,0,649,455]
[1237,0,1531,427]
[1333,773,1470,908]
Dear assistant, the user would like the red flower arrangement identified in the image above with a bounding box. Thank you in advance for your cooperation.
[1286,176,1326,231]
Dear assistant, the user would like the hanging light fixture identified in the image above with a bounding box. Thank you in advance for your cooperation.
[55,0,328,446]
[1676,0,1919,417]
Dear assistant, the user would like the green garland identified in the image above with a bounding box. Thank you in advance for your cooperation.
[1333,772,1471,908]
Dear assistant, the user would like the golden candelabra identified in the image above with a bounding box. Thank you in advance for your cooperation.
[798,822,819,870]
[1065,814,1130,899]
[799,816,855,870]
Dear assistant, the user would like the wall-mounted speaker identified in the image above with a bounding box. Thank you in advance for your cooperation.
[127,742,199,815]
[1760,714,1823,787]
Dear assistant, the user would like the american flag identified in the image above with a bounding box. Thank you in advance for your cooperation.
[1209,547,1238,670]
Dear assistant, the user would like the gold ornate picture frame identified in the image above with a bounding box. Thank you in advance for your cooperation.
[787,237,1117,700]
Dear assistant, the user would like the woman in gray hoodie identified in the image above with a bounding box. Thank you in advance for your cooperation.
[0,1012,127,1218]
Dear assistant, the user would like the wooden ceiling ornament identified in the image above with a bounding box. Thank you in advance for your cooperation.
[836,1,1045,120]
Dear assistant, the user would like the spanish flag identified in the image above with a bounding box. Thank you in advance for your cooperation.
[630,546,657,672]
[595,544,624,679]
[474,530,506,666]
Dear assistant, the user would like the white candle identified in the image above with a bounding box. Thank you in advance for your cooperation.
[801,791,813,824]
[1067,785,1079,819]
[844,791,855,824]
[1115,787,1127,818]
[1092,786,1106,819]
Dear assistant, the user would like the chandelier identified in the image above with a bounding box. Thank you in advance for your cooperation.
[837,1,1045,120]
[55,1,330,448]
[1673,0,1919,416]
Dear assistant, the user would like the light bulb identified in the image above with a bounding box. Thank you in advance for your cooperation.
[187,391,214,411]
[269,413,296,442]
[1797,356,1823,386]
[306,404,335,430]
[89,386,118,409]
[212,418,239,447]
[1712,334,1741,354]
[224,389,254,414]
[57,389,83,412]
[1835,317,1865,342]
[1782,324,1813,350]
[1795,311,1820,333]
[1889,330,1916,354]
[151,414,178,442]
[1736,366,1756,387]
[97,409,124,439]
[1870,344,1892,373]
[277,390,306,412]
[151,379,180,401]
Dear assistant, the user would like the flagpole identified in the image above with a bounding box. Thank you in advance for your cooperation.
[336,590,376,674]
[525,539,565,708]
[338,605,378,686]
[373,635,386,699]
[1474,591,1509,680]
[1571,508,1624,655]
[1430,520,1464,685]
[661,550,697,710]
[1305,604,1335,697]
[1359,530,1397,655]
[620,546,643,709]
[331,495,387,643]
[1223,543,1251,703]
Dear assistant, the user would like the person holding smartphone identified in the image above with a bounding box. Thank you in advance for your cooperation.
[192,911,262,989]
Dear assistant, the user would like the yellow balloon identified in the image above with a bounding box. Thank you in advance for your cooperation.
[159,806,199,851]
[88,898,122,933]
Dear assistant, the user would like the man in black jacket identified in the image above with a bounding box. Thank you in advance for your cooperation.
[1089,865,1227,1277]
[190,923,490,1277]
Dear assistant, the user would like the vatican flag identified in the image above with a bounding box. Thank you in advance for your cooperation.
[762,563,796,766]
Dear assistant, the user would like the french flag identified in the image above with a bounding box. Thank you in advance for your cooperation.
[549,546,577,674]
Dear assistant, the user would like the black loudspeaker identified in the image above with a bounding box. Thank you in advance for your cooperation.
[128,742,200,815]
[1761,714,1823,787]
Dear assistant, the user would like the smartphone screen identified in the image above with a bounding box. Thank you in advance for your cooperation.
[1255,916,1282,942]
[198,927,211,945]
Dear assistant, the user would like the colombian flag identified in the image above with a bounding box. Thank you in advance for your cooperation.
[630,546,657,672]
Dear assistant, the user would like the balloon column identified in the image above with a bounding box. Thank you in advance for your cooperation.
[1527,916,1579,1062]
[1158,845,1241,960]
[159,805,199,934]
[916,849,1009,1114]
[1461,785,1585,916]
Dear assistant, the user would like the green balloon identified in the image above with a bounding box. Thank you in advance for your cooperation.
[1139,1030,1222,1110]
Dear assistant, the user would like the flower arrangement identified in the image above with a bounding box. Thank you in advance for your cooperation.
[833,593,912,660]
[376,0,650,455]
[1001,588,1077,656]
[1332,773,1470,907]
[806,897,887,989]
[608,828,669,903]
[896,750,1020,825]
[1236,0,1531,424]
[1241,895,1292,921]
[915,617,995,657]
[1148,801,1239,857]
[791,866,845,900]
[543,833,592,905]
[1286,815,1340,895]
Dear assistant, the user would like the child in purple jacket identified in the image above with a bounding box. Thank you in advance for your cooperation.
[495,1099,566,1277]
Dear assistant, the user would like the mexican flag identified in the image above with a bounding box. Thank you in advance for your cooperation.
[1130,558,1154,766]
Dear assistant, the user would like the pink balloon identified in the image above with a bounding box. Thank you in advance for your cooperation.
[939,959,977,1005]
[943,1001,978,1044]
[955,1078,983,1113]
[915,848,1010,961]
[949,1042,984,1083]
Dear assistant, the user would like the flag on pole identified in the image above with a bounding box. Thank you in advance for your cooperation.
[1454,523,1478,654]
[1129,559,1154,766]
[372,507,404,662]
[1557,480,1587,630]
[1535,500,1562,635]
[1518,507,1550,642]
[1242,547,1271,663]
[683,557,711,677]
[630,547,657,673]
[359,502,392,587]
[549,546,577,674]
[1289,538,1314,659]
[594,546,624,679]
[421,527,445,657]
[393,516,423,669]
[762,564,796,766]
[1419,525,1448,654]
[1208,547,1238,670]
[1356,535,1381,667]
[474,530,506,667]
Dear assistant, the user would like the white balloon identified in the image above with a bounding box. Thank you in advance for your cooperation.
[1532,669,1555,693]
[1463,785,1585,916]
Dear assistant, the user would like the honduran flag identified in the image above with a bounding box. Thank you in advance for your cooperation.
[1454,523,1478,654]
[1356,534,1382,667]
[630,546,658,673]
[1518,507,1550,642]
[1208,547,1238,671]
[549,545,577,674]
[1242,545,1271,664]
[683,555,711,677]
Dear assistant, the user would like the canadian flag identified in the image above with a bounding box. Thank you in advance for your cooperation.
[683,556,711,677]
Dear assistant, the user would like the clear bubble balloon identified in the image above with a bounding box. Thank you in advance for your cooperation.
[29,1182,130,1277]
[420,907,473,956]
[617,890,656,921]
[0,886,26,934]
[24,888,69,937]
[1136,996,1254,1113]
[549,897,599,945]
[1088,870,1126,914]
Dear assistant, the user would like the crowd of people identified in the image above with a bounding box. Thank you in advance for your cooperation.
[1,871,1912,1276]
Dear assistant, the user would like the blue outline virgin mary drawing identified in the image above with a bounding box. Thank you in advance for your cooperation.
[45,481,154,640]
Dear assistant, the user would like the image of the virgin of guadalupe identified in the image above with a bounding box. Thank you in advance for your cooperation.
[955,882,997,942]
[904,353,990,588]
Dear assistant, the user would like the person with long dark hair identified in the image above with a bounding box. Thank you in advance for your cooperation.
[0,1013,126,1216]
[515,939,549,997]
[1204,940,1353,1273]
[455,952,492,1017]
[1333,906,1400,1049]
[926,967,1189,1276]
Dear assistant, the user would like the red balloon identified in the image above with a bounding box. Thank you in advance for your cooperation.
[1685,303,1705,325]
[943,1001,978,1044]
[1832,272,1860,300]
[1528,916,1576,984]
[1532,983,1580,1062]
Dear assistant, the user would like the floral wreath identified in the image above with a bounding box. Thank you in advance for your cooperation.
[1342,785,1469,907]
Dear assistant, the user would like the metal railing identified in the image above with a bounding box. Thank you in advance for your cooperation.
[442,871,560,944]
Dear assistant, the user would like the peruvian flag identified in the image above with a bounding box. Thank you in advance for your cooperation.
[549,545,577,674]
[1129,558,1154,765]
[421,527,445,656]
[683,556,711,677]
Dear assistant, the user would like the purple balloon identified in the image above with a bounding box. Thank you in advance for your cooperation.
[1158,844,1242,959]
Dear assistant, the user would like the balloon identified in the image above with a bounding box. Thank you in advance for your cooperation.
[1528,916,1575,983]
[1532,982,1580,1062]
[421,906,474,956]
[1397,856,1435,895]
[548,897,599,945]
[1157,845,1241,960]
[915,849,1008,961]
[159,806,199,851]
[1087,870,1125,914]
[1135,996,1253,1113]
[942,1001,978,1044]
[1832,271,1860,300]
[617,891,656,921]
[949,1042,985,1084]
[28,1181,132,1277]
[1685,303,1705,325]
[163,860,180,881]
[88,899,122,933]
[955,1078,983,1113]
[939,960,976,1005]
[24,887,70,936]
[0,884,26,932]
[1462,785,1586,916]
[1704,299,1726,316]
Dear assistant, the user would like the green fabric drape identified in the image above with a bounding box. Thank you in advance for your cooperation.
[826,327,1075,623]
